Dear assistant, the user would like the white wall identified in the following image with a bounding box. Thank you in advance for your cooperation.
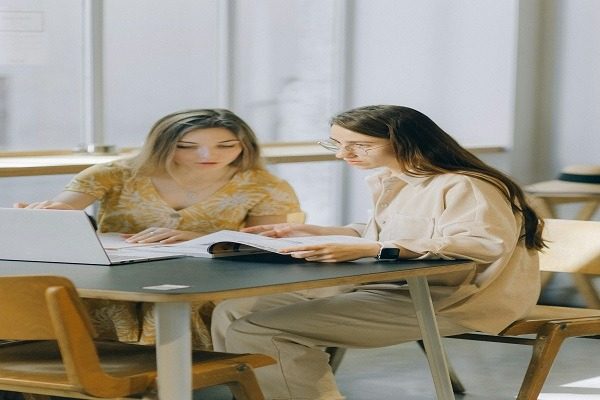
[0,0,82,150]
[103,0,221,148]
[350,0,518,148]
[550,0,600,172]
[512,0,600,185]
[343,0,520,223]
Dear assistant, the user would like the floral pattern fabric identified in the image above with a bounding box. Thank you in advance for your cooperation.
[65,160,301,233]
[67,160,301,349]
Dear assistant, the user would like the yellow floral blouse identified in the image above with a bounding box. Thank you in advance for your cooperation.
[65,160,301,350]
[65,160,301,234]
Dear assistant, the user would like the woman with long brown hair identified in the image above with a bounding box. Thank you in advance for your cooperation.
[215,105,544,400]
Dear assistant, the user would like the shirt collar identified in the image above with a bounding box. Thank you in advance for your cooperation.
[367,168,432,186]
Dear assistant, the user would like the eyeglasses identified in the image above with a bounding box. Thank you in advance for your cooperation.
[317,139,390,155]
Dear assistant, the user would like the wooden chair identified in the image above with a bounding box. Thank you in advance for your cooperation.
[525,165,600,306]
[0,275,275,400]
[448,218,600,399]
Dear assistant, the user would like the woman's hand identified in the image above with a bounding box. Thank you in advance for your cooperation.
[123,227,202,244]
[242,223,326,238]
[13,201,75,210]
[279,242,382,262]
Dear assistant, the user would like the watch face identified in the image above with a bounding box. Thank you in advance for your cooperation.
[378,247,400,260]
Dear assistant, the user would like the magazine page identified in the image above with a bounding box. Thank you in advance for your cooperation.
[138,230,374,258]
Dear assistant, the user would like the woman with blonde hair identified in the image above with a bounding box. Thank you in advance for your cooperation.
[15,108,301,349]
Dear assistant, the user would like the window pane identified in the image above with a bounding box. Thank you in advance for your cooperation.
[231,0,337,141]
[232,0,342,225]
[0,0,82,151]
[103,0,220,149]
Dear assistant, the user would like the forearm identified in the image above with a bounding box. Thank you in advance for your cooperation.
[52,191,98,209]
[319,225,362,237]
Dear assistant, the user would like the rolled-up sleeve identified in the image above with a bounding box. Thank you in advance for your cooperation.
[64,162,125,200]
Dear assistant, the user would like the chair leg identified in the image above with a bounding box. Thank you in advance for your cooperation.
[226,365,266,400]
[326,347,347,373]
[572,273,600,309]
[516,323,567,400]
[416,340,466,394]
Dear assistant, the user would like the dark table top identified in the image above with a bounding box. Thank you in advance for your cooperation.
[0,255,473,302]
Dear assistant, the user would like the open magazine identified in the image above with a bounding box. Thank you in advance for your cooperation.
[121,230,374,258]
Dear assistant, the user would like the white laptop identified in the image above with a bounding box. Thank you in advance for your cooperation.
[0,208,183,265]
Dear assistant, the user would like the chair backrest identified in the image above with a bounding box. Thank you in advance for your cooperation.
[0,275,139,395]
[0,275,94,340]
[539,219,600,274]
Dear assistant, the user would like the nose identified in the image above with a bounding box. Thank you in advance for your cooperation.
[335,146,355,158]
[195,146,210,158]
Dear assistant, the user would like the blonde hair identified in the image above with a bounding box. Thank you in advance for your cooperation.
[131,109,263,175]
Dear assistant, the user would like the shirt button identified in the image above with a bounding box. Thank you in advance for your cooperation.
[380,202,388,208]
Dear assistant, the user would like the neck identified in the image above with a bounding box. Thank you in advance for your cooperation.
[171,166,237,187]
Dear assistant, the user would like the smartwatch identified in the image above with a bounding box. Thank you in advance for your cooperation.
[376,246,400,260]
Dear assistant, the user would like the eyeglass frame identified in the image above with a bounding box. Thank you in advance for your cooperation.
[317,139,390,155]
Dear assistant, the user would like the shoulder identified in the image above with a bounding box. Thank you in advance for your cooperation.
[74,160,136,182]
[438,173,505,192]
[428,173,510,205]
[231,169,298,203]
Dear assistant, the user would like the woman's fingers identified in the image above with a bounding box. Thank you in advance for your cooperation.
[242,223,298,237]
[25,201,47,209]
[126,227,163,243]
[126,228,189,244]
[241,225,268,233]
[157,232,188,244]
[242,224,281,234]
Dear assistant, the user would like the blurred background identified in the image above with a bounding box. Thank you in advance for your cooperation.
[0,0,598,225]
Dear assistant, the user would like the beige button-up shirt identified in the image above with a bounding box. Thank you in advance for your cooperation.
[349,169,540,333]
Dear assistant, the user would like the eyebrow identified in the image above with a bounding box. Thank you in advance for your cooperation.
[177,139,241,144]
[328,137,378,144]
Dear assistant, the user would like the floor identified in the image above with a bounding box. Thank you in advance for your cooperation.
[193,273,600,399]
[194,336,600,399]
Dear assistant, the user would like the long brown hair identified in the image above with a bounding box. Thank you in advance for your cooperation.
[331,105,544,250]
[132,108,264,175]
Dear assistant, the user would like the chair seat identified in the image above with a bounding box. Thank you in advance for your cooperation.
[0,340,274,398]
[501,305,600,336]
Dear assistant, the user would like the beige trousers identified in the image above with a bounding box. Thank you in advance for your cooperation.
[212,287,347,352]
[220,288,471,400]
